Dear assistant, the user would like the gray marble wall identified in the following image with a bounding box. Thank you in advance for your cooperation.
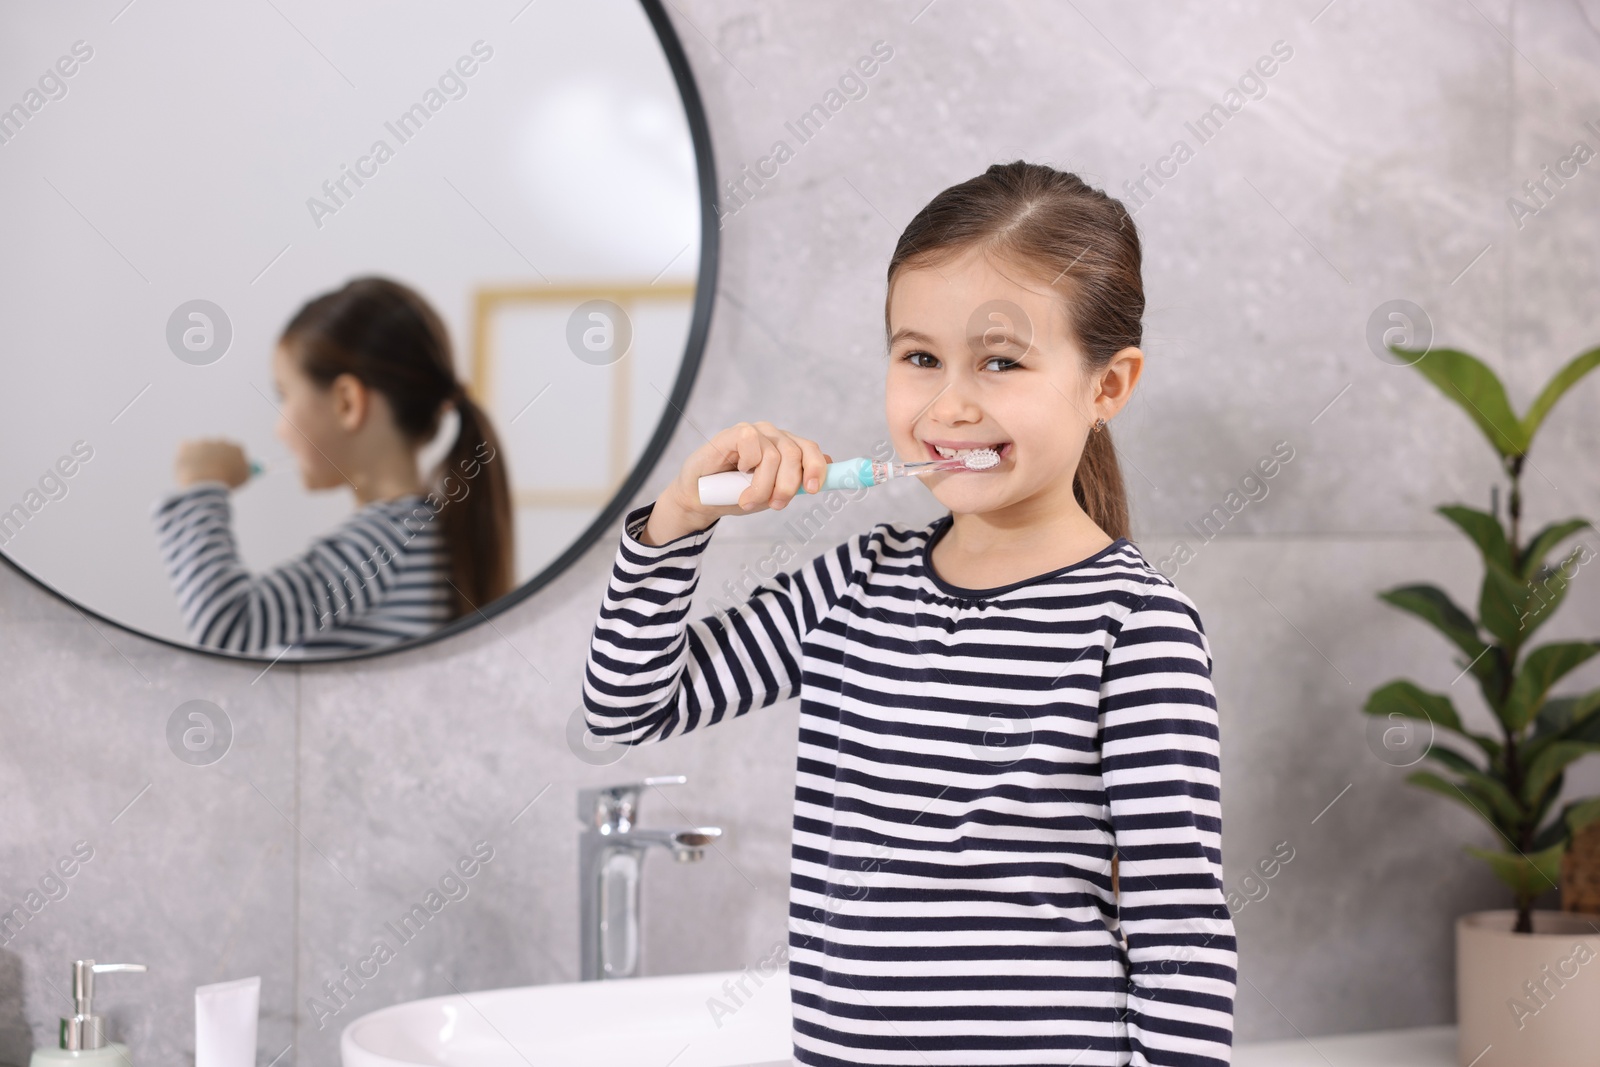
[4,1,1600,1065]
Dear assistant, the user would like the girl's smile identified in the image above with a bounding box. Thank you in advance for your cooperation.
[922,439,1013,464]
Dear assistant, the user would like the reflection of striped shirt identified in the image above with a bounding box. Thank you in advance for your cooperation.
[584,504,1237,1067]
[151,483,453,655]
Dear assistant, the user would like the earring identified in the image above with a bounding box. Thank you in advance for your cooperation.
[1093,417,1106,433]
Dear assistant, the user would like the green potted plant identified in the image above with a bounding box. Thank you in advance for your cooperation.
[1364,341,1600,1067]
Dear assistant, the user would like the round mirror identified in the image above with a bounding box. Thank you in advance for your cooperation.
[0,0,715,660]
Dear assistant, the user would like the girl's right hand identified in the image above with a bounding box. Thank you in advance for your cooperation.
[175,438,251,489]
[643,421,831,546]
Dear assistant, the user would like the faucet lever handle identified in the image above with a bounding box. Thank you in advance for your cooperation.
[578,774,688,827]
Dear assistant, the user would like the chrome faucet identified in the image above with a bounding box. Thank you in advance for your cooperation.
[578,774,723,981]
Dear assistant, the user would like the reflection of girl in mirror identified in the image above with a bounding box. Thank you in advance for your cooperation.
[150,276,513,655]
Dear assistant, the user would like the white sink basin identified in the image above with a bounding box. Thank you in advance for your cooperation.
[342,965,1457,1067]
[340,969,793,1067]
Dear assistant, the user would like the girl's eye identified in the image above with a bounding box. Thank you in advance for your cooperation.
[899,349,1020,371]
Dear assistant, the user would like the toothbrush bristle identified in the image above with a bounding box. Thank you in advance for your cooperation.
[962,449,1000,470]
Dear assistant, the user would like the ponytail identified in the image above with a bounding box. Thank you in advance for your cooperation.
[1075,424,1128,541]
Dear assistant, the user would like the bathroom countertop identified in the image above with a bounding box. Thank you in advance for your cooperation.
[1234,1024,1457,1065]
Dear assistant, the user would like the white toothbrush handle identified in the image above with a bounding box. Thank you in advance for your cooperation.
[697,470,754,507]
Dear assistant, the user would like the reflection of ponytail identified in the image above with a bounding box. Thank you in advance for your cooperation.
[433,390,513,618]
[281,276,514,621]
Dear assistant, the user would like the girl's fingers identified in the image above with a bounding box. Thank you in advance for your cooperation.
[752,423,823,505]
[740,436,782,510]
[694,423,828,513]
[798,439,828,495]
[769,434,805,508]
[732,422,765,475]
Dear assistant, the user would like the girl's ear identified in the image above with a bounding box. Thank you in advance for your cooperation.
[1095,346,1143,413]
[330,372,370,431]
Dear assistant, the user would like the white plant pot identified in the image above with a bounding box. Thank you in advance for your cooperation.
[1457,909,1600,1067]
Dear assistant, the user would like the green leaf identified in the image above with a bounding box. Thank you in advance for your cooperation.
[1465,842,1564,900]
[1439,505,1514,574]
[1480,558,1569,652]
[1530,774,1567,835]
[1379,584,1488,665]
[1407,769,1522,833]
[1406,770,1482,815]
[1519,519,1592,580]
[1521,345,1600,444]
[1532,802,1579,851]
[1460,771,1529,830]
[1363,680,1463,732]
[1535,691,1599,735]
[1364,680,1500,759]
[1393,346,1527,457]
[1524,688,1600,765]
[1526,792,1600,852]
[1478,565,1522,649]
[1504,642,1600,731]
[1422,743,1482,777]
[1522,548,1588,629]
[1468,649,1514,737]
[1545,690,1600,743]
[1521,740,1600,806]
[1566,797,1600,837]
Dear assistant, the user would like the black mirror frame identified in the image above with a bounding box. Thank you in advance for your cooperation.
[0,0,718,666]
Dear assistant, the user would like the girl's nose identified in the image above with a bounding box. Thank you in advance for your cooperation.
[928,379,982,425]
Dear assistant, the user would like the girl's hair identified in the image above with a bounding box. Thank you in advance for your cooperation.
[280,276,513,620]
[885,160,1138,540]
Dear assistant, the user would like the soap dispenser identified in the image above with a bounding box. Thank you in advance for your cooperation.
[29,959,147,1067]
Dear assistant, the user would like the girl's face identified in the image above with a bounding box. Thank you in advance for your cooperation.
[271,342,350,491]
[885,246,1111,521]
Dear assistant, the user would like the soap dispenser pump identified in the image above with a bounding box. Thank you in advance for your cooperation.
[29,959,146,1066]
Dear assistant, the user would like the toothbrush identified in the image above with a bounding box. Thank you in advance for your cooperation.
[698,449,1000,507]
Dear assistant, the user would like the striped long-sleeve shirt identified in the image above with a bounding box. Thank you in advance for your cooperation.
[150,482,454,655]
[584,503,1237,1067]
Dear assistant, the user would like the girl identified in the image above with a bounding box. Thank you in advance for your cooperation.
[151,276,513,656]
[584,162,1236,1066]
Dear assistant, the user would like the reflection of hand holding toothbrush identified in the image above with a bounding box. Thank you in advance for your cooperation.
[173,438,274,488]
[174,439,254,489]
[640,421,999,547]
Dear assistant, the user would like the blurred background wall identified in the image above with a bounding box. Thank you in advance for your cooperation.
[2,2,1599,1064]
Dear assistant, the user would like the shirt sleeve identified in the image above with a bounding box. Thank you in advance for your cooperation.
[582,502,856,746]
[150,482,426,654]
[1099,582,1237,1067]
